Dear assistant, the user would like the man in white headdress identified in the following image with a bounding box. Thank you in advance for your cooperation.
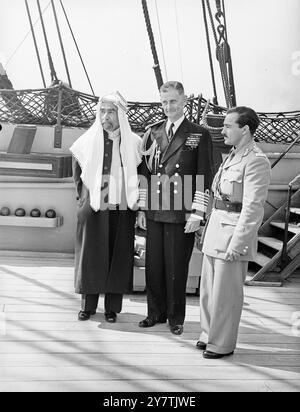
[70,91,141,322]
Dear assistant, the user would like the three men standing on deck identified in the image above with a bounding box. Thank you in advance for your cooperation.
[70,85,270,358]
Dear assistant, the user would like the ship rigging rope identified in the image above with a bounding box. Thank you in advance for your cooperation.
[201,0,218,105]
[205,0,218,45]
[205,0,232,107]
[174,0,184,83]
[59,0,95,95]
[141,0,164,89]
[221,0,229,42]
[51,0,72,87]
[5,1,51,69]
[154,0,168,81]
[24,0,46,88]
[36,0,58,83]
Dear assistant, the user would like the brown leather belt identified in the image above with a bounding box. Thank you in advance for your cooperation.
[213,198,242,213]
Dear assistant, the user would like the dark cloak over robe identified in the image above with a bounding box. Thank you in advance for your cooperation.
[73,154,136,295]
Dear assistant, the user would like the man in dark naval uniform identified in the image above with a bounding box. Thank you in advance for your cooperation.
[70,92,141,322]
[137,81,214,335]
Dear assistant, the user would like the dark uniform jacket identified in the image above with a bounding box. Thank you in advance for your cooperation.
[138,118,214,223]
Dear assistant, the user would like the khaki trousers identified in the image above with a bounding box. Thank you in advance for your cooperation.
[199,254,248,354]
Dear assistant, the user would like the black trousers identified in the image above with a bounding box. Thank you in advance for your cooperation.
[81,292,123,313]
[81,208,124,313]
[145,219,195,326]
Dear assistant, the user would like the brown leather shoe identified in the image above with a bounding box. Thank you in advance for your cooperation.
[203,350,234,359]
[196,341,207,350]
[78,310,96,321]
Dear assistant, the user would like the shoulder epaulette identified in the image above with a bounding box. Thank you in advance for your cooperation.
[145,118,165,130]
[252,144,267,158]
[255,152,268,158]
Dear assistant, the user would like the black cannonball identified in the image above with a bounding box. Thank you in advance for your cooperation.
[1,207,11,216]
[45,209,56,218]
[15,208,26,217]
[30,208,41,217]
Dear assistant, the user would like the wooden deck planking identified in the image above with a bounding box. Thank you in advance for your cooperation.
[1,301,300,311]
[1,365,300,382]
[3,309,299,318]
[0,318,297,330]
[0,260,300,392]
[1,353,300,367]
[0,379,299,392]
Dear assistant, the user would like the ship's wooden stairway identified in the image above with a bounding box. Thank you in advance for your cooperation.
[246,185,300,286]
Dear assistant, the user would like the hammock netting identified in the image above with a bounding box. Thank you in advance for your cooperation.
[0,84,299,144]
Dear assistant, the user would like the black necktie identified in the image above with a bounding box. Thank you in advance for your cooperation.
[168,123,174,142]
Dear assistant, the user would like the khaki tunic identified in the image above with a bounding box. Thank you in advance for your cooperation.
[202,141,271,260]
[199,140,271,354]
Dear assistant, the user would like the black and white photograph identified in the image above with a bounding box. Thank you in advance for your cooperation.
[0,0,300,395]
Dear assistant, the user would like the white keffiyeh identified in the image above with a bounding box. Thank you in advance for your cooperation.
[70,91,142,211]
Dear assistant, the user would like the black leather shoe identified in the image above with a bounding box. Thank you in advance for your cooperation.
[170,325,183,335]
[196,341,207,350]
[78,310,96,321]
[139,317,156,327]
[203,350,234,359]
[138,316,167,328]
[105,311,117,323]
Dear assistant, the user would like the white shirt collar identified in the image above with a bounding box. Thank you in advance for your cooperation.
[166,115,185,135]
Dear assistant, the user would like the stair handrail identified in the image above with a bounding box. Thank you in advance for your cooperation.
[280,173,300,269]
[271,131,300,169]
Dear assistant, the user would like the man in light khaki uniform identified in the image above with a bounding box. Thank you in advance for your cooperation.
[197,106,271,359]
